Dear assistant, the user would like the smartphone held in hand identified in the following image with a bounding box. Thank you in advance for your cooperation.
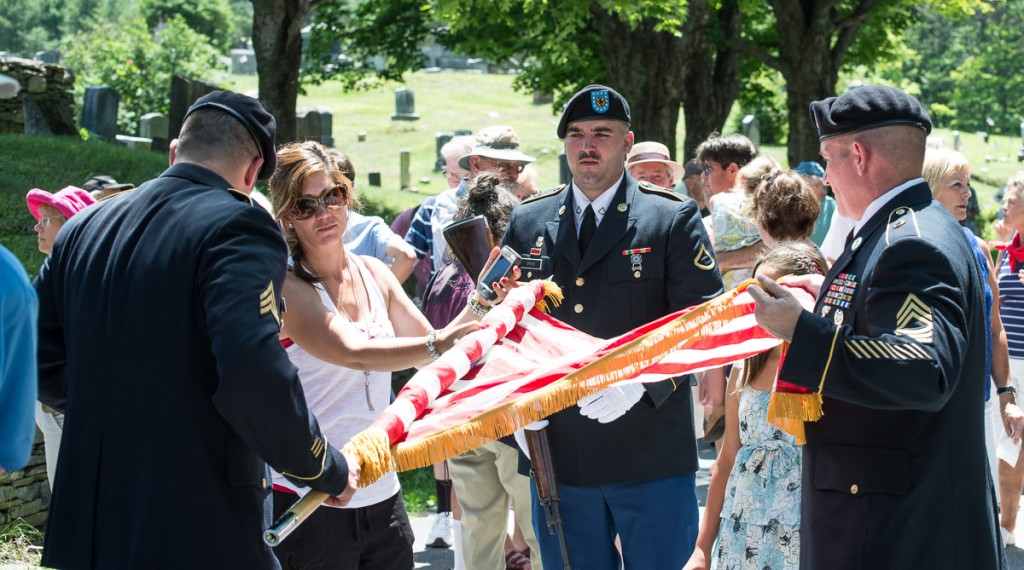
[477,246,521,301]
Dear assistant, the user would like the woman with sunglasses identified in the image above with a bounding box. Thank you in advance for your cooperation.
[267,141,515,569]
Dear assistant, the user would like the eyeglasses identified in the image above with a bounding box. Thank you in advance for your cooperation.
[37,216,62,227]
[479,157,526,174]
[291,185,347,220]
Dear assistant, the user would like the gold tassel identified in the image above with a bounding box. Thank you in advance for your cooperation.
[340,426,395,487]
[534,280,564,313]
[767,391,823,446]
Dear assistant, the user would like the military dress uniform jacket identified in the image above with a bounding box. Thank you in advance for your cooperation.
[35,163,349,569]
[779,183,1006,569]
[502,173,723,486]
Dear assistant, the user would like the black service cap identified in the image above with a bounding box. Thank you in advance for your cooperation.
[556,84,630,139]
[810,85,931,141]
[184,90,277,179]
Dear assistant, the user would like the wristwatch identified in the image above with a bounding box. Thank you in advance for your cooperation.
[997,385,1017,396]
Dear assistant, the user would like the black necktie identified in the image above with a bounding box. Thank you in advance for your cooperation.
[579,205,596,255]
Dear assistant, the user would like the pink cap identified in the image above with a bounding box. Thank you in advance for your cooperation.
[26,186,96,220]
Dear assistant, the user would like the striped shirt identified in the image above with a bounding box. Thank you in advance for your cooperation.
[997,251,1024,359]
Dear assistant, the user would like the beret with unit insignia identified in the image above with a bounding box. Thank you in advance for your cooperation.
[810,85,931,141]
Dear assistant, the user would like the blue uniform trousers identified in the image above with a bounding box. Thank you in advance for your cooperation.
[531,474,697,570]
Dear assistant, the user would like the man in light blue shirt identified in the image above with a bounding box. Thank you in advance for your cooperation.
[0,245,37,474]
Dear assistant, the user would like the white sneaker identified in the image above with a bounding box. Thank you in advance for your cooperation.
[426,512,453,549]
[1001,526,1016,547]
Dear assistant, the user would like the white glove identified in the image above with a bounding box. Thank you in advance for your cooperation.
[512,419,549,460]
[577,384,645,424]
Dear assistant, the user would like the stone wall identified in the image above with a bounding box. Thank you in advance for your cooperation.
[0,57,76,136]
[0,431,51,529]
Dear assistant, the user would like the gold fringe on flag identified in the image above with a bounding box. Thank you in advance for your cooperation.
[340,426,394,487]
[534,280,564,313]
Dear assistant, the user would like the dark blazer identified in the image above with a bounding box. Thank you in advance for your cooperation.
[779,183,1005,569]
[35,163,348,569]
[502,173,723,486]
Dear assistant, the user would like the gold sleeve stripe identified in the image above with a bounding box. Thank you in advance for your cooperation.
[847,340,868,359]
[259,281,281,325]
[281,436,330,481]
[845,339,931,360]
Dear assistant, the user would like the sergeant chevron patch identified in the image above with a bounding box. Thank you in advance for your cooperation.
[894,293,933,344]
[259,281,281,326]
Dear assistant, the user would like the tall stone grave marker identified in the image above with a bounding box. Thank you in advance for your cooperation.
[139,112,169,152]
[392,88,419,121]
[81,86,119,140]
[741,114,760,147]
[169,75,218,140]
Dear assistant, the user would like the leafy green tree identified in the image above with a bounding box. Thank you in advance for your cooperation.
[62,17,221,134]
[136,0,234,51]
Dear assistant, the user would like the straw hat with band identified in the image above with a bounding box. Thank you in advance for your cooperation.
[457,126,536,171]
[625,141,683,182]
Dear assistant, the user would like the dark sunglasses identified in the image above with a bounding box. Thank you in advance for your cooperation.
[701,163,714,175]
[291,185,346,220]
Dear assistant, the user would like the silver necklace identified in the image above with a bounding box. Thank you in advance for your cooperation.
[311,259,375,412]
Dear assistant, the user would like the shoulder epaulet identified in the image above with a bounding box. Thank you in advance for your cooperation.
[226,187,254,206]
[637,180,685,202]
[884,206,922,245]
[521,184,566,204]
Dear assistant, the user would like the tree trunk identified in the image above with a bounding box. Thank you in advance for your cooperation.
[680,0,741,160]
[251,0,311,145]
[768,0,878,165]
[590,2,707,160]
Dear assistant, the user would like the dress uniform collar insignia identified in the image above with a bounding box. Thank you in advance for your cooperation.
[558,205,566,216]
[851,236,863,251]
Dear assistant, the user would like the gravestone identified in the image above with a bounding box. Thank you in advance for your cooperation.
[115,134,152,151]
[357,131,367,142]
[295,109,322,143]
[81,86,119,140]
[368,172,382,187]
[559,151,571,186]
[532,91,553,105]
[977,130,989,144]
[400,150,411,189]
[953,130,961,151]
[741,114,760,147]
[139,112,169,152]
[434,133,452,172]
[33,50,60,64]
[169,75,219,140]
[318,107,334,147]
[392,88,419,121]
[230,49,257,75]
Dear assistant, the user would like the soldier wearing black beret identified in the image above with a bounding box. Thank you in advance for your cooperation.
[750,85,1006,568]
[35,89,358,568]
[502,84,723,568]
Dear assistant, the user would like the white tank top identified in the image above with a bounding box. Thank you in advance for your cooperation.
[273,254,400,508]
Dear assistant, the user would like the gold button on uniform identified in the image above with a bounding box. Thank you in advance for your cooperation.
[262,478,267,488]
[575,277,585,286]
[850,484,859,495]
[634,271,641,278]
[574,304,584,314]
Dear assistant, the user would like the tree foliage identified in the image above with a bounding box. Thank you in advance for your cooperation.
[136,0,235,51]
[62,17,221,134]
[0,0,132,56]
[902,0,1022,134]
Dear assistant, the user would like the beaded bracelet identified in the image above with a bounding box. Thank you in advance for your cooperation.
[426,329,441,360]
[467,293,491,318]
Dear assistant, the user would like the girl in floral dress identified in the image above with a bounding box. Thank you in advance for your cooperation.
[685,242,828,570]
